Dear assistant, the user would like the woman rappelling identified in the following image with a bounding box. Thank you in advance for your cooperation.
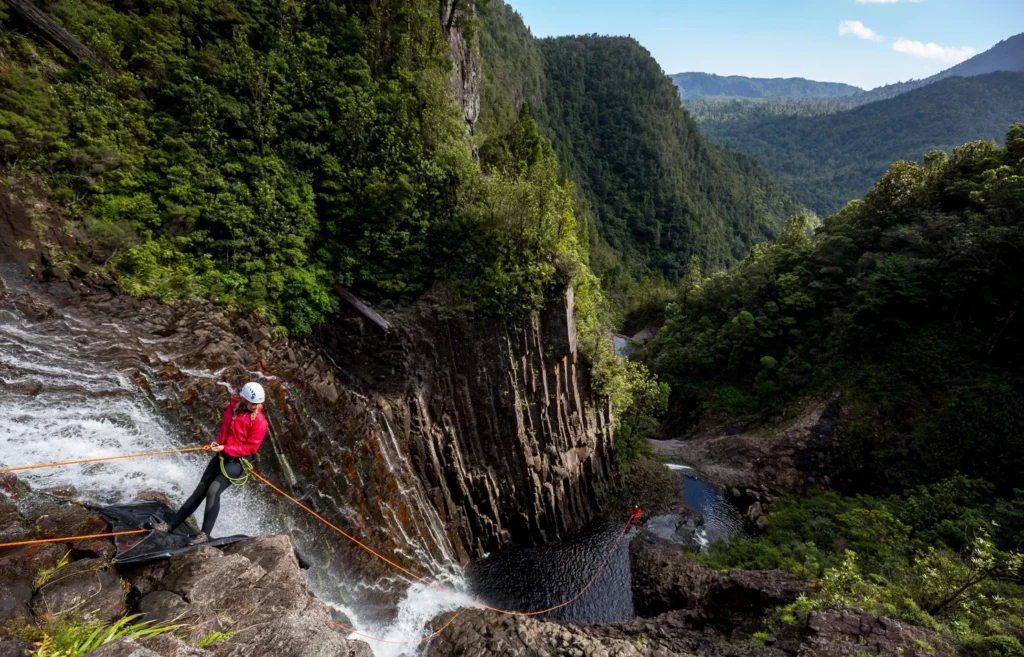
[150,382,268,544]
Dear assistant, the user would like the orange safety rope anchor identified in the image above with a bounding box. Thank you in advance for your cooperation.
[0,445,213,474]
[0,530,146,549]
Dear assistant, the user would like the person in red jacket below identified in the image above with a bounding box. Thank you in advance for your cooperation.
[151,382,269,544]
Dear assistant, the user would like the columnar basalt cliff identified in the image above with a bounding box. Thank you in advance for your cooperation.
[314,289,616,558]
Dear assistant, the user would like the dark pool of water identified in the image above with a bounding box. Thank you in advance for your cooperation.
[675,470,749,547]
[465,468,747,623]
[467,521,638,623]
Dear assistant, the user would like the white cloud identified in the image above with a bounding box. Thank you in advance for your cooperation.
[892,38,975,63]
[838,20,882,41]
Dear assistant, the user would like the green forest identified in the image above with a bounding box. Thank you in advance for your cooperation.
[692,72,1024,216]
[477,1,804,301]
[0,0,598,336]
[3,0,1024,650]
[643,128,1024,649]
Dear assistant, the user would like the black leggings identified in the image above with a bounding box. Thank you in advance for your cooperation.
[167,455,242,537]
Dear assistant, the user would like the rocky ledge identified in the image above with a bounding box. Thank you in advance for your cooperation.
[425,528,954,657]
[650,399,839,529]
[0,475,370,657]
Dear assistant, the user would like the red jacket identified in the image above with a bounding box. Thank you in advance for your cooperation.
[215,396,268,458]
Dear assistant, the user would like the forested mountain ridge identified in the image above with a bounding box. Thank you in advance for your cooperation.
[675,33,1024,106]
[644,125,1024,496]
[696,71,1024,215]
[477,1,804,293]
[671,72,862,100]
[848,31,1024,106]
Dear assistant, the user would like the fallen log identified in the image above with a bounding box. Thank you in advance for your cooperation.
[2,0,102,66]
[335,285,392,333]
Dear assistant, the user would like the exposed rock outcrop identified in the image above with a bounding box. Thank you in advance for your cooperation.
[630,533,808,632]
[314,287,616,558]
[131,535,372,657]
[650,399,839,525]
[441,0,482,135]
[783,609,954,657]
[0,476,371,657]
[423,608,783,657]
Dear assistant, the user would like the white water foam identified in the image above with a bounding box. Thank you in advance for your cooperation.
[1,294,469,655]
[331,582,468,657]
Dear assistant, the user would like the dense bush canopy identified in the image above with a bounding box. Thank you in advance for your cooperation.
[645,126,1024,495]
[0,0,599,333]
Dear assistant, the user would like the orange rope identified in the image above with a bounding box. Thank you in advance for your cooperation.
[0,447,636,644]
[250,470,634,617]
[0,445,213,473]
[331,610,465,645]
[0,530,146,549]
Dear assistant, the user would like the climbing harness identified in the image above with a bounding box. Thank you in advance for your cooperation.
[219,455,254,487]
[0,445,641,644]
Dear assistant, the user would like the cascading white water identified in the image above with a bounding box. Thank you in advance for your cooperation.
[0,303,275,537]
[0,288,467,656]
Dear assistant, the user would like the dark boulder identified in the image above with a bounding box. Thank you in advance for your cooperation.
[30,557,128,623]
[0,543,67,622]
[137,535,371,657]
[630,532,808,633]
[0,640,33,657]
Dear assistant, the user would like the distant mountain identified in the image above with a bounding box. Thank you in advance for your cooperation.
[849,32,1024,105]
[699,72,1024,216]
[671,72,862,100]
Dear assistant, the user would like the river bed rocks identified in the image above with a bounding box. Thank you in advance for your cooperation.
[425,525,953,657]
[629,533,808,629]
[0,475,371,656]
[650,399,839,527]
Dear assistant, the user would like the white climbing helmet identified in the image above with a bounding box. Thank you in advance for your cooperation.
[240,381,265,404]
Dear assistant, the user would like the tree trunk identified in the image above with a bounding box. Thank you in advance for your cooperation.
[2,0,101,66]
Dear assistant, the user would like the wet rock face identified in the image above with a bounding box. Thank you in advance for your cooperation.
[313,287,616,559]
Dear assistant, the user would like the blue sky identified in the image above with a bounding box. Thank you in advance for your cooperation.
[504,0,1023,90]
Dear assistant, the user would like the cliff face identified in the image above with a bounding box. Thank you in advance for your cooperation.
[441,0,482,134]
[313,288,615,559]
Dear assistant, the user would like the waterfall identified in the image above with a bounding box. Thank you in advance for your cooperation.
[0,286,465,656]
